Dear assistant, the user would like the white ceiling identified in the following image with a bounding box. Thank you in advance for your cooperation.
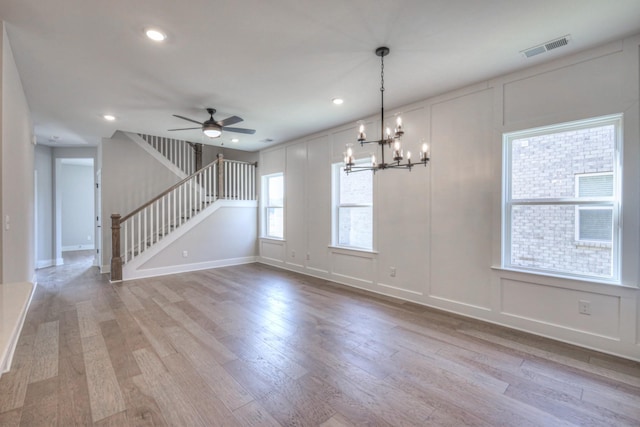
[2,0,640,151]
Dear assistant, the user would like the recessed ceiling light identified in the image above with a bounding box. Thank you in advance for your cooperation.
[103,114,116,121]
[145,28,166,42]
[332,98,344,105]
[231,138,239,143]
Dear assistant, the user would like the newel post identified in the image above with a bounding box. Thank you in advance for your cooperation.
[194,143,203,171]
[110,214,123,282]
[217,153,225,199]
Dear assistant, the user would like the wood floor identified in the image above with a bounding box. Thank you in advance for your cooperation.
[0,252,639,426]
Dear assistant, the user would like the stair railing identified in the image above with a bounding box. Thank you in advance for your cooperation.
[110,154,257,281]
[138,134,202,175]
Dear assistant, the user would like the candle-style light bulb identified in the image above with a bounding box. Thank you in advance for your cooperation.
[345,146,355,165]
[393,139,402,161]
[371,154,376,166]
[395,116,404,137]
[420,142,430,162]
[407,151,411,160]
[358,124,366,141]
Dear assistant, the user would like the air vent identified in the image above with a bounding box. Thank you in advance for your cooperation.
[521,35,571,58]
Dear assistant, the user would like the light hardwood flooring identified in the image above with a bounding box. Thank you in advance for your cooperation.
[0,252,639,426]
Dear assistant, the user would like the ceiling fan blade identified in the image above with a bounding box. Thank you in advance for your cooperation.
[222,127,256,135]
[168,126,201,131]
[217,115,243,127]
[173,114,203,125]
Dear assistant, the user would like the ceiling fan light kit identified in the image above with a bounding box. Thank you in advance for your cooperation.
[344,46,430,174]
[203,124,222,138]
[169,107,256,140]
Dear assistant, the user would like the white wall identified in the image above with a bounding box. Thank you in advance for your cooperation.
[60,161,94,251]
[258,35,640,361]
[126,204,258,279]
[202,144,259,165]
[34,145,53,268]
[0,24,36,375]
[1,24,34,284]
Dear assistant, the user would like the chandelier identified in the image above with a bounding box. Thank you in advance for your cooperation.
[344,47,430,173]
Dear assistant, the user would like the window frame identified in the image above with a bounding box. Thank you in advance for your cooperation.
[332,160,374,251]
[262,172,284,240]
[502,114,622,282]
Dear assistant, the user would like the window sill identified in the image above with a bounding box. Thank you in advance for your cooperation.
[491,266,637,289]
[328,245,378,256]
[260,237,285,242]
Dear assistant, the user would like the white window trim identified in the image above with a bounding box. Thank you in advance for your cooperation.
[332,160,374,251]
[262,173,284,240]
[502,114,622,282]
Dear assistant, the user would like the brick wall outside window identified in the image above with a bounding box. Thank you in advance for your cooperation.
[510,125,614,276]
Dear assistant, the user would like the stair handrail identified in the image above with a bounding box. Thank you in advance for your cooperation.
[121,158,218,223]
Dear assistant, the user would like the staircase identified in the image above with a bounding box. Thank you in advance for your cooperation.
[110,154,257,281]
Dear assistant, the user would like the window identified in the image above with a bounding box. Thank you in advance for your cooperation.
[263,173,284,239]
[333,161,373,250]
[503,114,621,280]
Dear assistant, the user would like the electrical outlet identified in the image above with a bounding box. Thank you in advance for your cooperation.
[87,235,92,241]
[291,250,295,258]
[390,267,396,277]
[306,253,310,260]
[182,250,188,258]
[578,300,591,315]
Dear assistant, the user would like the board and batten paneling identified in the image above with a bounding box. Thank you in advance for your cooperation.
[260,239,285,263]
[429,88,494,310]
[259,146,285,176]
[306,135,331,274]
[503,43,625,127]
[501,279,620,339]
[376,106,430,299]
[285,143,307,269]
[258,34,640,361]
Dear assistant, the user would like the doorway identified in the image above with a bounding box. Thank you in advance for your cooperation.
[54,158,96,265]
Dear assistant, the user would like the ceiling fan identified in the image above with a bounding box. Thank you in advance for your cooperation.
[168,108,256,138]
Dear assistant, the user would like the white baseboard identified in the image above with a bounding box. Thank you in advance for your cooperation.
[36,259,56,269]
[0,282,36,376]
[123,256,257,281]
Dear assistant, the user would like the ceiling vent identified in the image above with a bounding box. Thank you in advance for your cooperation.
[521,35,571,58]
